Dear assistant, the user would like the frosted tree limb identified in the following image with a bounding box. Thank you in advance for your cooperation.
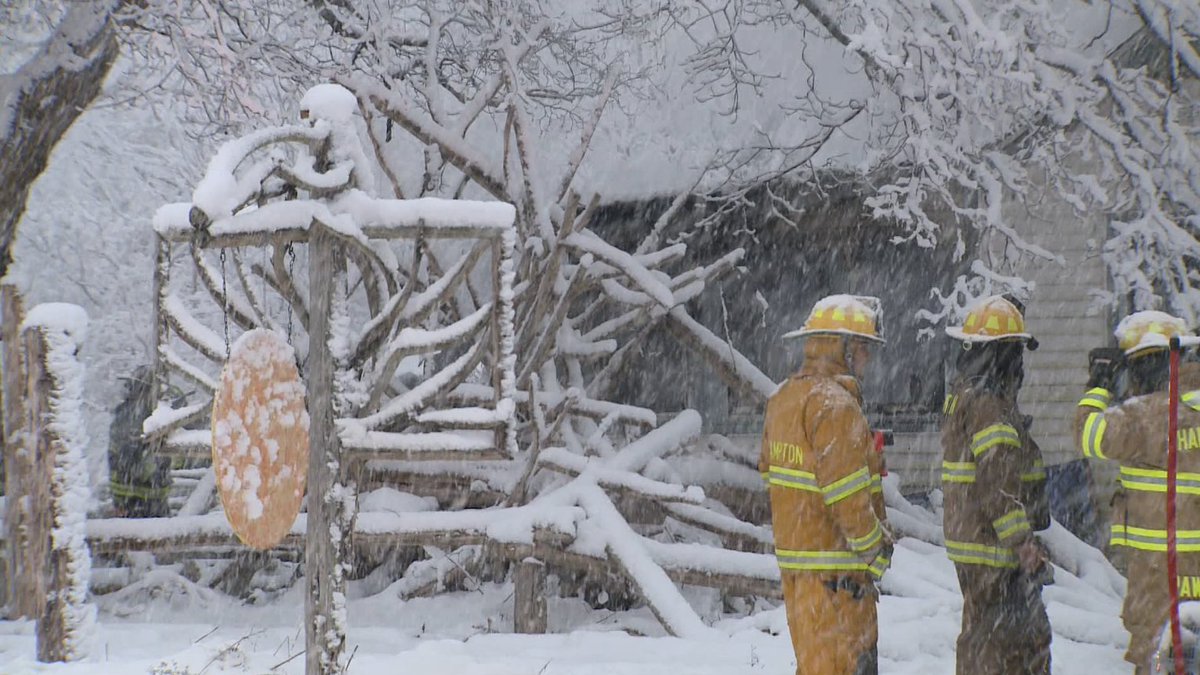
[0,0,120,280]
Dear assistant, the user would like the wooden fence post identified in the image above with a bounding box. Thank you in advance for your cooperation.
[25,325,50,634]
[305,222,347,674]
[2,285,33,619]
[514,557,548,634]
[26,322,53,654]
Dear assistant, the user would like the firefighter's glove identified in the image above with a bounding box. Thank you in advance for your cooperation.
[1017,538,1053,585]
[1030,538,1055,586]
[1087,347,1124,390]
[867,541,894,582]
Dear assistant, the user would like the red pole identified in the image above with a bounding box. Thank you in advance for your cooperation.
[1167,336,1184,674]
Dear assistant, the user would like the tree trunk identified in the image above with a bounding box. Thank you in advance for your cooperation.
[0,0,120,280]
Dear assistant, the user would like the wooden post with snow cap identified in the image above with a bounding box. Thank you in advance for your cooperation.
[22,304,95,662]
[302,83,358,675]
[514,556,548,633]
[305,218,346,675]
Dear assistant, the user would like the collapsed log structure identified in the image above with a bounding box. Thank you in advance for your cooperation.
[0,82,774,673]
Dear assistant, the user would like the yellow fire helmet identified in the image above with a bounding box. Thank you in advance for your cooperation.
[783,294,885,343]
[945,295,1033,344]
[1115,310,1189,358]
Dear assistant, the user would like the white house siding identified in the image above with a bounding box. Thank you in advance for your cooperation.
[1001,164,1113,468]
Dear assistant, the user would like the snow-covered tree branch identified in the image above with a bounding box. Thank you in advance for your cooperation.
[671,0,1200,320]
[0,0,120,280]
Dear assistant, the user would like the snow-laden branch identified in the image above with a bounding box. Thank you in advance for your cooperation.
[0,0,120,281]
[347,76,511,201]
[767,0,1200,317]
[563,230,676,308]
[1131,0,1200,81]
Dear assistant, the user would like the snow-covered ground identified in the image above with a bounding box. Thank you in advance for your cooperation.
[0,526,1133,674]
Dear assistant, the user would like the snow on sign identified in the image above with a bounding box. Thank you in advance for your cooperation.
[211,329,310,549]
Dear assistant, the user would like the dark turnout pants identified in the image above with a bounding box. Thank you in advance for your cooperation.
[954,564,1051,675]
[1121,549,1190,674]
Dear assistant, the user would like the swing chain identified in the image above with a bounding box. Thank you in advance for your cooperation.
[286,243,296,342]
[220,247,230,358]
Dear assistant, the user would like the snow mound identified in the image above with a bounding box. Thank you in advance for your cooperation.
[300,83,358,122]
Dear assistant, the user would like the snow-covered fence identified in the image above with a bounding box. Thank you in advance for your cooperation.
[17,302,95,662]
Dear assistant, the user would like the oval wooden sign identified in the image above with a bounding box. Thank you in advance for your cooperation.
[212,329,309,549]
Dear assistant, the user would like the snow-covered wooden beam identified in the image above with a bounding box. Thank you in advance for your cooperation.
[78,503,583,555]
[153,196,515,245]
[386,304,493,363]
[413,406,508,429]
[159,346,217,393]
[538,408,771,553]
[562,230,676,309]
[579,249,746,387]
[339,429,508,462]
[177,468,216,517]
[574,484,713,638]
[607,410,702,473]
[158,429,211,459]
[636,534,779,595]
[393,545,486,600]
[449,384,657,429]
[537,448,706,505]
[190,246,259,332]
[358,460,512,506]
[343,193,516,238]
[161,295,226,363]
[142,400,210,443]
[156,423,525,473]
[662,503,773,554]
[495,537,782,602]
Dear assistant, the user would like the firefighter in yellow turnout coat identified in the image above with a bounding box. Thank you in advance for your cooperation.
[761,295,891,675]
[941,296,1052,674]
[1073,311,1200,673]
